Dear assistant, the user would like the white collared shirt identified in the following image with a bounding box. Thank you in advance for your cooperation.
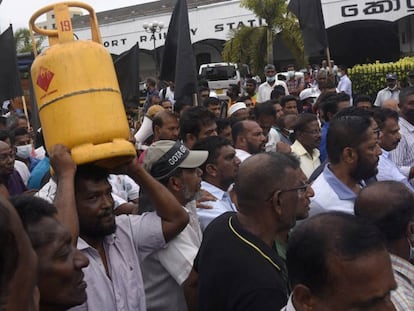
[310,165,361,216]
[390,117,414,181]
[69,213,165,311]
[280,295,296,311]
[235,148,252,163]
[197,181,236,231]
[257,80,289,103]
[377,149,414,191]
[142,201,201,310]
[374,87,400,107]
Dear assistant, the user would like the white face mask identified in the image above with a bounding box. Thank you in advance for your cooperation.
[266,76,275,83]
[337,72,343,78]
[16,144,32,159]
[287,71,295,79]
[389,84,397,91]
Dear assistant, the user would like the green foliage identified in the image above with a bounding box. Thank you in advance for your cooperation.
[14,28,44,54]
[222,26,267,75]
[223,0,305,74]
[349,57,414,98]
[241,0,286,27]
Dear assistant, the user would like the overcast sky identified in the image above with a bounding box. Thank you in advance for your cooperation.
[0,0,154,32]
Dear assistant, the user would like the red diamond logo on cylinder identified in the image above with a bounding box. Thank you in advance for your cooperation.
[36,67,54,92]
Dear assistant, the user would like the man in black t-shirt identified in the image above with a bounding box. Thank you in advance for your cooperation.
[184,152,314,310]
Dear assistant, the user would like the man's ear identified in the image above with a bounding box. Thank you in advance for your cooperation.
[406,221,414,239]
[342,146,357,165]
[292,285,316,311]
[154,125,160,137]
[167,176,182,192]
[236,135,246,148]
[205,163,218,177]
[185,133,197,148]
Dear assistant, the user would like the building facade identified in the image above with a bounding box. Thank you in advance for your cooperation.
[65,0,414,76]
[36,8,83,30]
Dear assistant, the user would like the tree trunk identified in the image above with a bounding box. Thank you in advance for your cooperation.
[266,24,273,64]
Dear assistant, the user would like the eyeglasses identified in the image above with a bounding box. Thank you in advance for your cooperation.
[266,182,311,202]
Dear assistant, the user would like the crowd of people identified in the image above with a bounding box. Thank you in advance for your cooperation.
[1,61,414,311]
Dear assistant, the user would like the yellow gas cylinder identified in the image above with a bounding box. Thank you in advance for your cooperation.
[29,2,136,166]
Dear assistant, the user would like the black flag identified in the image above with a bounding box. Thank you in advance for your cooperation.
[114,42,140,103]
[287,0,328,57]
[0,25,23,103]
[160,0,197,105]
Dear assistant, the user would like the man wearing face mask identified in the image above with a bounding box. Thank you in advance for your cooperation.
[257,64,289,103]
[12,127,39,172]
[337,65,352,99]
[285,64,304,97]
[374,73,400,107]
[355,181,414,310]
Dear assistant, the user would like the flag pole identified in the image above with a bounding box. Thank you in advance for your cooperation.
[326,47,332,71]
[21,95,31,129]
[192,93,198,106]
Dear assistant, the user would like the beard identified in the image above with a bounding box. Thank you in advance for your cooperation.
[350,153,378,181]
[404,110,414,125]
[247,141,264,155]
[81,209,116,239]
[183,183,200,203]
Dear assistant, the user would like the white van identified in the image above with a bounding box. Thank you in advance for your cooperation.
[198,62,250,100]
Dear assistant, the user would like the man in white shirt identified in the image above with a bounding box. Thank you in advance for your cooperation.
[49,144,190,311]
[310,114,381,216]
[373,108,414,191]
[232,120,266,162]
[257,64,288,103]
[337,65,352,99]
[141,140,208,311]
[193,136,240,230]
[159,81,175,106]
[374,74,400,107]
[390,86,414,182]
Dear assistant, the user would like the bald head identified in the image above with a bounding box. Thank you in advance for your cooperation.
[355,181,414,243]
[152,110,179,141]
[0,140,9,151]
[287,212,387,294]
[235,152,299,212]
[382,99,399,111]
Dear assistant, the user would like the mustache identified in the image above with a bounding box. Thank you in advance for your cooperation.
[98,209,114,218]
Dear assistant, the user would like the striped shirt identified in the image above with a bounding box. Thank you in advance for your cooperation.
[390,117,414,179]
[390,254,414,311]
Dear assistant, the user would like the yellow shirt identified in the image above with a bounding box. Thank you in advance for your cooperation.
[291,140,321,179]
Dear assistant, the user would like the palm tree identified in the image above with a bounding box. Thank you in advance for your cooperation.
[14,28,44,54]
[223,19,304,75]
[222,26,267,75]
[223,0,304,73]
[241,0,286,64]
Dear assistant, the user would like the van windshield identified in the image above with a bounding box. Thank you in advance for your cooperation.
[200,66,237,81]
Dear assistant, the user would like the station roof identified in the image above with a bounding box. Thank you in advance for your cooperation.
[71,0,227,28]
